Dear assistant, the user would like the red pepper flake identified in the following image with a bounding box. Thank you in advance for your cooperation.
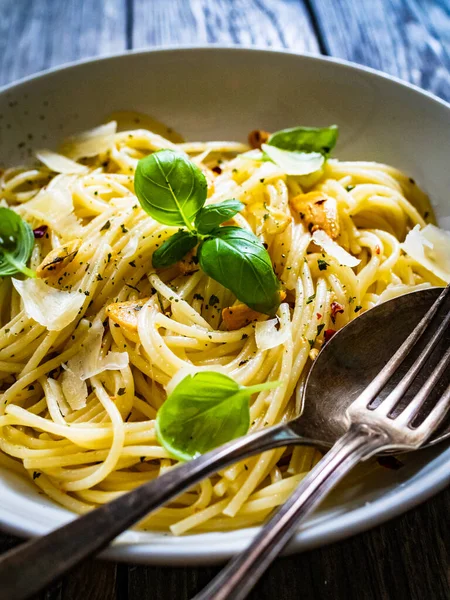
[324,329,336,343]
[316,312,322,319]
[330,301,344,323]
[212,166,222,175]
[375,245,381,255]
[33,225,48,238]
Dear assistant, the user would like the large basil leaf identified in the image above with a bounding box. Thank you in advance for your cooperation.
[0,207,35,278]
[198,226,280,315]
[268,125,338,155]
[152,230,198,268]
[134,149,207,227]
[195,199,244,234]
[156,371,279,461]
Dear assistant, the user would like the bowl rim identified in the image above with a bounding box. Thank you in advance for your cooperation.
[1,450,449,565]
[1,44,449,111]
[0,45,449,565]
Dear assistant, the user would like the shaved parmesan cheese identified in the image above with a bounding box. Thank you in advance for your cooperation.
[312,229,361,267]
[19,188,73,222]
[241,149,264,161]
[255,315,290,351]
[35,149,88,174]
[66,319,129,381]
[261,144,324,176]
[46,378,71,417]
[60,121,117,160]
[61,365,88,411]
[17,188,82,240]
[12,278,85,331]
[401,224,450,283]
[60,320,129,411]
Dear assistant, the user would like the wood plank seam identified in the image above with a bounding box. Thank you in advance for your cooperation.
[303,0,329,55]
[126,0,134,50]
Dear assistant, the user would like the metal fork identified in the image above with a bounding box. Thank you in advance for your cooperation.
[193,285,450,600]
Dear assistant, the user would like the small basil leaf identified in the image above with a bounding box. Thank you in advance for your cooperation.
[268,125,338,155]
[262,144,324,177]
[156,371,279,461]
[0,207,35,278]
[134,149,207,227]
[195,199,244,234]
[152,230,198,269]
[198,226,280,316]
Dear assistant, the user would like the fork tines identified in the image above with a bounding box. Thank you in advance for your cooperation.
[351,285,450,435]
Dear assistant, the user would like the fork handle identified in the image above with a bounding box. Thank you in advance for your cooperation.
[0,423,317,600]
[193,423,390,600]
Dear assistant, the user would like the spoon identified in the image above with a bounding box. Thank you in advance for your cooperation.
[0,287,449,600]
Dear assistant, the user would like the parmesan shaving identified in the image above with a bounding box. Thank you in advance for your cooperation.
[261,144,324,176]
[46,378,71,417]
[35,149,88,174]
[60,121,117,160]
[66,319,129,381]
[60,320,128,411]
[17,188,82,240]
[401,224,450,283]
[255,314,290,351]
[19,188,73,222]
[12,278,85,331]
[312,229,361,267]
[61,364,88,411]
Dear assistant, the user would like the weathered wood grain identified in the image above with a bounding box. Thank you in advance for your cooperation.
[0,0,126,87]
[310,0,450,101]
[57,560,117,600]
[0,2,125,594]
[125,488,450,600]
[131,0,320,52]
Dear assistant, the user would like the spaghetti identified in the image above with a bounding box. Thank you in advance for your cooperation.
[0,120,447,535]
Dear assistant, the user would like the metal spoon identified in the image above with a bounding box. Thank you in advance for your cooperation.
[0,287,449,600]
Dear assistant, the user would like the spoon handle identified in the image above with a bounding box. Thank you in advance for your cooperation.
[193,423,389,600]
[0,423,311,600]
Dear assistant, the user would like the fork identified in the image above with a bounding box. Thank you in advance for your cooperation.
[193,285,450,600]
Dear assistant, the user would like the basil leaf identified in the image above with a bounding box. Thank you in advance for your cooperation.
[262,144,324,177]
[152,230,198,268]
[156,371,279,461]
[195,199,244,234]
[134,149,207,227]
[198,226,280,316]
[0,207,35,278]
[268,125,338,155]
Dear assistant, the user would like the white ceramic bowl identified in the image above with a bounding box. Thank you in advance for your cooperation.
[0,47,449,565]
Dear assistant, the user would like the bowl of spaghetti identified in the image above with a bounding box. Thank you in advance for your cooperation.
[0,47,449,564]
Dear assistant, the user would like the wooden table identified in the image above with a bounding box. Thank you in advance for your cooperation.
[1,1,449,598]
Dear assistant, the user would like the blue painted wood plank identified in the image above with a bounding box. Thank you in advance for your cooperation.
[309,0,450,100]
[131,0,320,53]
[0,0,126,87]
